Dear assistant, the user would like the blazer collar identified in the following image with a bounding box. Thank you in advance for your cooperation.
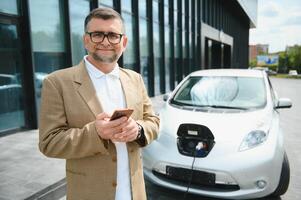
[73,61,138,151]
[74,61,103,117]
[74,61,136,117]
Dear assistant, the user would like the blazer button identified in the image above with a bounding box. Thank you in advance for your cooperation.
[112,155,117,162]
[112,181,117,187]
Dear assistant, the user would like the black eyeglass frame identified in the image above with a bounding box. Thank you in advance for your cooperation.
[85,31,124,45]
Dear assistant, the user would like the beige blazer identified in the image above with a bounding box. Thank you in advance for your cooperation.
[39,61,159,200]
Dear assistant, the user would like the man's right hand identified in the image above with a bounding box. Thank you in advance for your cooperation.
[95,112,127,140]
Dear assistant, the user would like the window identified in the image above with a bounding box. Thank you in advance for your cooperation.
[29,0,68,73]
[165,26,171,91]
[153,0,159,22]
[0,0,19,15]
[0,23,25,131]
[164,2,171,91]
[69,0,90,65]
[139,0,147,17]
[153,1,161,96]
[122,12,136,70]
[29,0,68,114]
[99,0,113,8]
[121,0,132,13]
[172,76,267,109]
[139,18,149,92]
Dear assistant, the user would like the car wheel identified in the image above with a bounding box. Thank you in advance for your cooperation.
[270,152,290,197]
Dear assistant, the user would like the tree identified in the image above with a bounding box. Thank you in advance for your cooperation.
[278,45,301,73]
[249,59,257,68]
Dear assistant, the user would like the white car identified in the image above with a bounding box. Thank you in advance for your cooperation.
[143,69,292,199]
[288,70,298,76]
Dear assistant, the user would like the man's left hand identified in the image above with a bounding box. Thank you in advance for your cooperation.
[112,117,138,142]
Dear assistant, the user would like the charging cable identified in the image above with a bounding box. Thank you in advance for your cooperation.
[183,142,202,199]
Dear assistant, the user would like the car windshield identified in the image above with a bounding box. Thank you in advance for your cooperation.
[171,76,266,109]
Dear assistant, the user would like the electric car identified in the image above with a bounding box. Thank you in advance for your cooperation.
[143,69,292,199]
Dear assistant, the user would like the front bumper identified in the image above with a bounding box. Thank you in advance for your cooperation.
[143,132,284,199]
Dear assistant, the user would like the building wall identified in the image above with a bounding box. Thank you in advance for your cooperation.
[249,44,269,61]
[0,0,254,134]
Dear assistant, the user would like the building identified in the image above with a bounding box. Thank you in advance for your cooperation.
[0,0,257,135]
[249,44,269,61]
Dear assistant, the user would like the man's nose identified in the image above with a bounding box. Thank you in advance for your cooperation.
[102,35,111,45]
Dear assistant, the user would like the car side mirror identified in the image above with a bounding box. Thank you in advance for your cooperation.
[275,98,292,109]
[163,93,170,101]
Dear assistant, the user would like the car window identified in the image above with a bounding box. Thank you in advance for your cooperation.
[0,74,17,85]
[172,76,267,109]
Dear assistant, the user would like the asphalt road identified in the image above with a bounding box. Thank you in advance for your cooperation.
[145,77,301,200]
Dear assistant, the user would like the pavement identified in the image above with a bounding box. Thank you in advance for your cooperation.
[0,95,165,200]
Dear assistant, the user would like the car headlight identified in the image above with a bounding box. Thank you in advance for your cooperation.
[239,130,268,151]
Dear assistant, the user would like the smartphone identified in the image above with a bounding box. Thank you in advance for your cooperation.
[110,108,134,121]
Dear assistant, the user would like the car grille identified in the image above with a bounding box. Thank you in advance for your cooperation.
[153,166,240,192]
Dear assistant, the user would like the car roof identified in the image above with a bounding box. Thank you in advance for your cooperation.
[189,69,265,78]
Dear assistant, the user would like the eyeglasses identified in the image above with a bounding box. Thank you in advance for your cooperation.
[86,31,124,45]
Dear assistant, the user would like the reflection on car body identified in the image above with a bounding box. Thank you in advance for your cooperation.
[143,69,292,199]
[35,72,48,97]
[0,74,22,113]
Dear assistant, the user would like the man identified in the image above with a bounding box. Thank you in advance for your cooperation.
[39,7,159,200]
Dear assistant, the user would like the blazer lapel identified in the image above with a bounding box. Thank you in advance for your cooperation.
[74,61,103,117]
[119,69,135,109]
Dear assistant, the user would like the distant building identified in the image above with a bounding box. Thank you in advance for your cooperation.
[249,44,269,60]
[0,0,257,134]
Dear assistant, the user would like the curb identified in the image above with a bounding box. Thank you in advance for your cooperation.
[24,178,66,200]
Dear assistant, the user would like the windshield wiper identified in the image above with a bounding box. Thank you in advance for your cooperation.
[197,105,248,110]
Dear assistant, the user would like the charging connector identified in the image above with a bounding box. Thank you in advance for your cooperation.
[183,144,200,199]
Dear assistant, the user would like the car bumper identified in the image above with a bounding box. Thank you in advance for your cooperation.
[143,132,284,199]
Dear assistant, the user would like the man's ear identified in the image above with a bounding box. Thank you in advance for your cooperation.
[122,35,128,50]
[83,34,89,49]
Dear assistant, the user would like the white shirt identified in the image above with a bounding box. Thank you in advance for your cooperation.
[84,56,131,200]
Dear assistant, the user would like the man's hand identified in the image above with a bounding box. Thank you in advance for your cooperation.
[95,112,138,142]
[112,117,138,142]
[95,112,127,140]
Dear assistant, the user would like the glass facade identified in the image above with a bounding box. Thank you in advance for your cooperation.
[29,0,68,116]
[0,0,19,15]
[0,22,25,131]
[0,0,251,134]
[69,0,90,65]
[121,0,132,13]
[164,1,170,92]
[139,19,149,93]
[138,0,147,18]
[164,26,171,92]
[122,11,136,70]
[153,1,161,96]
[99,0,113,8]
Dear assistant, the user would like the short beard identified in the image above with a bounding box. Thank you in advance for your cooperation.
[91,52,118,63]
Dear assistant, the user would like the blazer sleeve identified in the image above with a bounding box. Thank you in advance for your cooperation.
[135,74,160,146]
[38,76,109,159]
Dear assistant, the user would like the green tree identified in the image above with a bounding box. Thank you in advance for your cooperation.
[249,59,257,68]
[278,45,301,73]
[288,45,301,73]
[278,52,288,73]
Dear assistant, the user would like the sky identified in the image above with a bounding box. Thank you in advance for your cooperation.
[249,0,301,53]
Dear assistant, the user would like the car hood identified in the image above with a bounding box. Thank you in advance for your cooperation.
[159,103,273,144]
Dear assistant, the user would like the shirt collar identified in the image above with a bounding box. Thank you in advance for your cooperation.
[84,55,120,79]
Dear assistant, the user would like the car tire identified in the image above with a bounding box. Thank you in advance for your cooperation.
[270,152,290,197]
